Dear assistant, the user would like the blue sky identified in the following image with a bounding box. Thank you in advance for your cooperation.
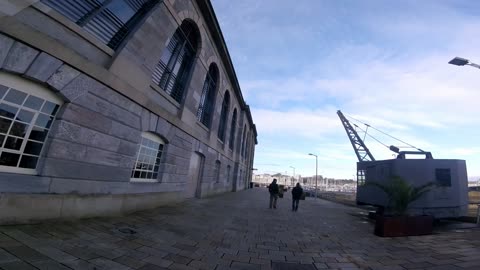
[211,0,480,180]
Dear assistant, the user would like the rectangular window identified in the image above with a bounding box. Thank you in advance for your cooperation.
[131,133,164,181]
[357,169,366,186]
[226,165,231,182]
[214,161,220,183]
[435,168,451,187]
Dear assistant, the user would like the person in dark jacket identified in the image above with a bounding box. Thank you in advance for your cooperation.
[291,183,303,211]
[268,179,280,209]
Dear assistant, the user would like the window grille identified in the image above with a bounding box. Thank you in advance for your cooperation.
[357,169,366,186]
[0,80,61,172]
[196,64,218,128]
[214,160,220,183]
[217,91,230,141]
[41,0,159,50]
[226,165,231,182]
[240,126,246,158]
[244,133,250,158]
[228,109,237,150]
[152,20,199,103]
[131,133,164,181]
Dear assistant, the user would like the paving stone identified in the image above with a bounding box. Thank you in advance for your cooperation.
[31,260,73,270]
[63,259,101,270]
[163,253,192,265]
[31,245,78,263]
[143,256,174,268]
[230,262,262,270]
[271,262,315,270]
[0,248,19,264]
[64,247,100,260]
[167,263,197,270]
[114,255,147,269]
[89,257,131,270]
[0,261,38,270]
[223,253,250,263]
[4,245,50,263]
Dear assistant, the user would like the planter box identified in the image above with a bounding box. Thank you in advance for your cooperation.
[375,215,433,237]
[406,215,434,236]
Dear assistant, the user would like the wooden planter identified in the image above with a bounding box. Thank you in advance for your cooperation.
[375,215,434,237]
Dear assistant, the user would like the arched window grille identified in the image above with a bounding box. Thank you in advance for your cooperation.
[196,64,218,128]
[41,0,159,50]
[241,125,246,158]
[228,109,237,150]
[217,91,230,141]
[152,20,199,103]
[244,132,250,159]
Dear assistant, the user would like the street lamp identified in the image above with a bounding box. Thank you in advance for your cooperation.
[289,166,295,187]
[308,153,318,199]
[448,57,480,69]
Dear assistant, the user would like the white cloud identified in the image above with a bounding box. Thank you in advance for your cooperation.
[213,0,480,178]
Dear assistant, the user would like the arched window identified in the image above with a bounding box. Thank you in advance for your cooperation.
[152,20,199,103]
[228,109,237,150]
[244,132,250,159]
[196,64,218,128]
[0,72,63,174]
[241,125,246,158]
[131,132,164,182]
[217,91,230,141]
[42,0,159,50]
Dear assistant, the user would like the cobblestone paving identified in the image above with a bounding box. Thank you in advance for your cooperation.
[0,189,480,270]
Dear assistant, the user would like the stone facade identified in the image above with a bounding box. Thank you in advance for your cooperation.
[0,0,257,223]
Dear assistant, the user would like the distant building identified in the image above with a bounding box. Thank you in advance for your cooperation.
[0,0,256,223]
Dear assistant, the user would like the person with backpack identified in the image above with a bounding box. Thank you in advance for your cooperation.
[291,183,303,211]
[268,179,280,209]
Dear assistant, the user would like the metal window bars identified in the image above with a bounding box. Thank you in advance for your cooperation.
[152,20,199,103]
[41,0,158,50]
[196,65,218,128]
[217,92,230,141]
[228,109,237,150]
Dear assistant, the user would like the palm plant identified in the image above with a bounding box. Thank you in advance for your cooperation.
[367,176,435,216]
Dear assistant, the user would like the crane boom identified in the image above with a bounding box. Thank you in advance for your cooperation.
[337,110,375,162]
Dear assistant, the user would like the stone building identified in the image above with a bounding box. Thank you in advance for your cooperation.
[0,0,257,223]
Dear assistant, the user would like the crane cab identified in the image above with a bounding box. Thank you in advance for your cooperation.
[356,159,469,218]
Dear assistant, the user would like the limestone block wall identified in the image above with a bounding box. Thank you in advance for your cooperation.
[0,0,257,222]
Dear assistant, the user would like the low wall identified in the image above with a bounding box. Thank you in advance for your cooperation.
[0,191,183,225]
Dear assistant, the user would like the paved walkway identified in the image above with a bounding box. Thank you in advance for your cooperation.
[0,189,480,270]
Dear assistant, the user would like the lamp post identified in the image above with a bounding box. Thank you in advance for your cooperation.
[308,153,318,199]
[448,57,480,69]
[289,166,295,187]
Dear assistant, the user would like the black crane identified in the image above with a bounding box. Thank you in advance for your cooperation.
[337,110,433,161]
[337,110,375,162]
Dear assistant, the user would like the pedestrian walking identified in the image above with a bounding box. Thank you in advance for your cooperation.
[291,183,303,211]
[268,179,279,209]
